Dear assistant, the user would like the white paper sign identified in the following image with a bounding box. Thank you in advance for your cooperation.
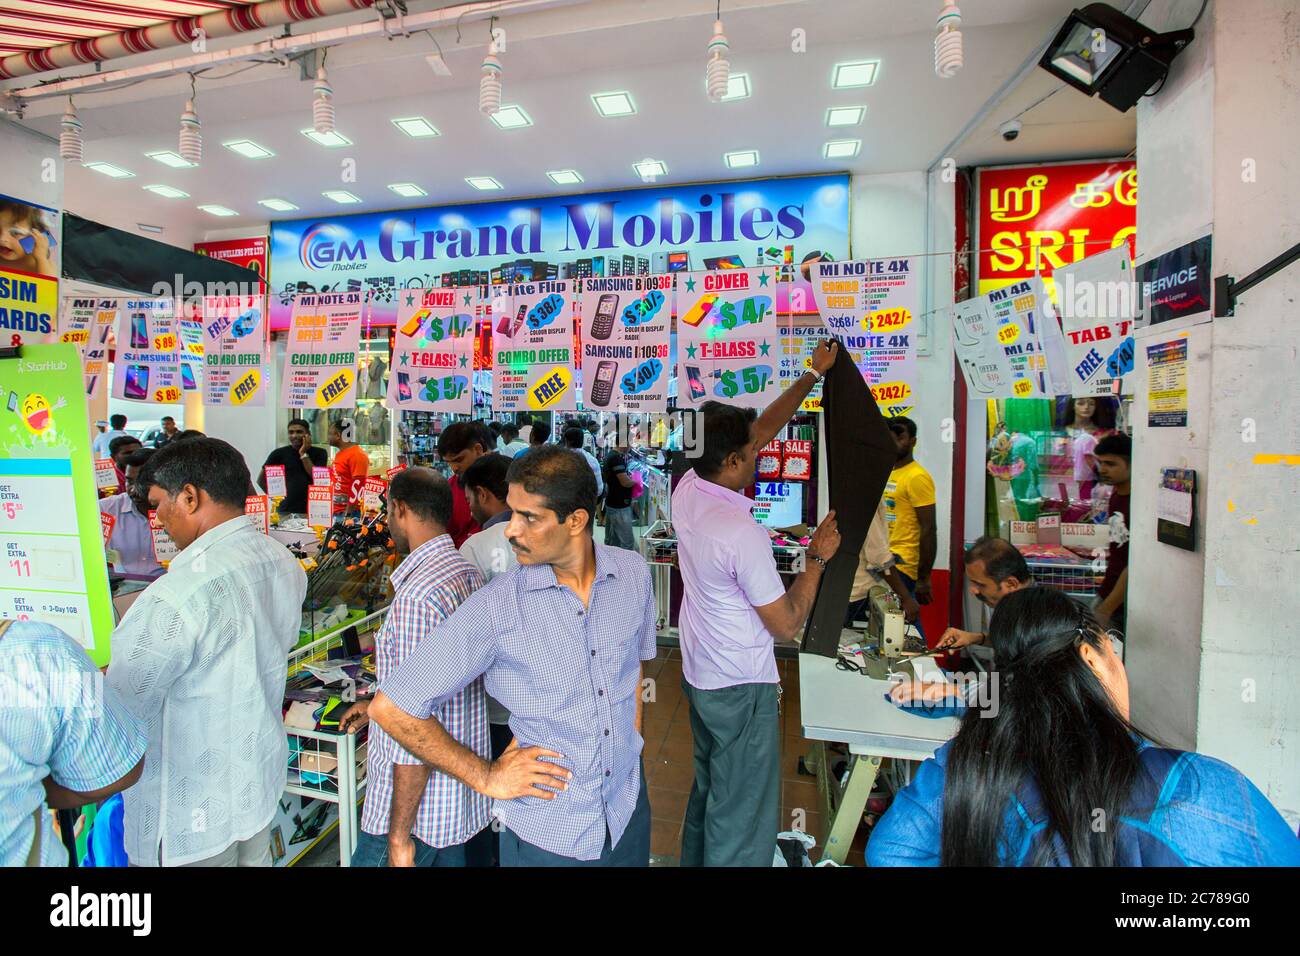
[265,465,287,498]
[307,486,333,529]
[1156,486,1193,525]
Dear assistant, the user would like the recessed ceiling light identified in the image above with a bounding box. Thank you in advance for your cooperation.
[259,198,299,212]
[823,139,862,159]
[143,184,189,199]
[592,91,636,117]
[826,106,866,127]
[85,161,134,179]
[223,139,275,159]
[198,204,238,217]
[724,150,759,169]
[547,169,584,185]
[708,73,750,101]
[466,176,502,191]
[323,190,361,204]
[388,183,427,198]
[301,128,353,148]
[634,159,667,181]
[145,150,194,168]
[490,105,533,129]
[392,117,440,138]
[833,60,880,88]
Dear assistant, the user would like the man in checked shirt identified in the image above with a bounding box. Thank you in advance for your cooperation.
[338,468,489,866]
[370,446,656,866]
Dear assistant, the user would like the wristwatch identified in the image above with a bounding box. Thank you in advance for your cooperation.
[808,553,827,569]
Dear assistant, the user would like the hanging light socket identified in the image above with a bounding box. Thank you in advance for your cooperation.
[706,19,730,102]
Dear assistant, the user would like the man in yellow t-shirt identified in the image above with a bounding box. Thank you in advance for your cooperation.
[883,416,937,637]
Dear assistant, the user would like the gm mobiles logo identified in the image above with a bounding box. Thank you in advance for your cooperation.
[299,222,366,271]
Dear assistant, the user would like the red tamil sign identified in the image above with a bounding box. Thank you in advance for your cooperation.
[976,160,1136,295]
[194,236,268,286]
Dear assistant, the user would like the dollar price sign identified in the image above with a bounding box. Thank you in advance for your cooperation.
[428,316,444,342]
[719,369,739,398]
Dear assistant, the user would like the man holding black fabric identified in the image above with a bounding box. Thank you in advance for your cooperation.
[673,339,842,867]
[257,419,327,515]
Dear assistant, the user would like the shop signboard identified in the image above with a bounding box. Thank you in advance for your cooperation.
[0,192,60,350]
[387,287,474,414]
[578,274,673,413]
[279,291,364,409]
[268,174,850,330]
[194,236,268,285]
[1136,234,1212,328]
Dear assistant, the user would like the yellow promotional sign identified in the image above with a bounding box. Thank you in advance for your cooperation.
[869,380,913,405]
[152,386,182,403]
[863,306,914,333]
[230,368,261,405]
[316,367,354,407]
[0,268,58,348]
[997,324,1021,346]
[1013,379,1034,397]
[527,365,572,410]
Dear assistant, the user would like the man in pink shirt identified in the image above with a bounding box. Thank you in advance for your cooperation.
[673,339,841,867]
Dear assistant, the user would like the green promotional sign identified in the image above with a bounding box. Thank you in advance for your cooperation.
[0,343,114,665]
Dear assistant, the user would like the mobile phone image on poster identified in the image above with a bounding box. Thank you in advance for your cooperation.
[492,280,577,413]
[111,299,182,403]
[676,268,779,409]
[579,275,673,412]
[202,295,266,406]
[388,287,474,414]
[279,292,364,409]
[58,297,117,398]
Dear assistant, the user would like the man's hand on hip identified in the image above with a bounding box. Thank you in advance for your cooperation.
[483,739,571,800]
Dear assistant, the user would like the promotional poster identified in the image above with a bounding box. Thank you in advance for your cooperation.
[985,278,1073,398]
[952,296,1019,398]
[492,280,577,413]
[387,287,475,414]
[111,298,183,404]
[202,294,268,406]
[0,192,60,349]
[675,267,780,409]
[578,274,673,413]
[268,174,850,330]
[57,297,117,399]
[279,291,364,409]
[1052,246,1137,396]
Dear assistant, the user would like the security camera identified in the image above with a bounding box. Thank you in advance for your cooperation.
[999,119,1023,141]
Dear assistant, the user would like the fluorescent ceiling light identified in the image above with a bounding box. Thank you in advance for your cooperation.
[547,169,583,185]
[388,183,427,198]
[301,128,353,148]
[634,159,667,180]
[323,190,361,204]
[724,150,759,169]
[826,105,866,126]
[466,177,502,191]
[714,73,750,101]
[145,150,194,168]
[85,161,134,179]
[823,139,862,159]
[592,91,636,117]
[223,139,274,159]
[137,223,164,234]
[198,204,238,217]
[392,117,440,138]
[490,105,533,129]
[833,60,881,88]
[259,198,299,212]
[143,184,189,199]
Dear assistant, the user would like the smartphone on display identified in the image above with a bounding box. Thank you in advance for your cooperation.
[680,292,718,327]
[667,251,690,273]
[590,360,618,407]
[6,391,17,412]
[180,364,197,390]
[129,313,149,349]
[508,303,529,337]
[590,294,618,340]
[685,365,707,401]
[397,371,413,402]
[124,364,150,400]
[592,256,606,278]
[98,323,112,344]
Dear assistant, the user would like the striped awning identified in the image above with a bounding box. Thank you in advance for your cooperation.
[0,1,262,59]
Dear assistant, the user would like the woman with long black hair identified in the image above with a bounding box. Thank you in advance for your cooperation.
[868,587,1299,866]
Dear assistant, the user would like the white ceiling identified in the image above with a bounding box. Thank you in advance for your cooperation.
[12,0,1135,244]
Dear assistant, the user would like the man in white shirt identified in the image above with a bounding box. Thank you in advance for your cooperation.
[498,423,529,458]
[107,437,308,866]
[563,426,604,497]
[92,413,129,458]
[458,452,518,585]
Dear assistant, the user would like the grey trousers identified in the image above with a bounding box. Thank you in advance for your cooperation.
[680,679,781,867]
[604,505,637,551]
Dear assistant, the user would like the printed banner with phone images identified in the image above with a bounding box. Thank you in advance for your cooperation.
[279,292,364,409]
[811,258,921,416]
[951,277,1072,399]
[57,297,117,399]
[0,191,61,349]
[387,287,475,414]
[111,299,183,403]
[578,274,673,412]
[202,294,267,406]
[676,267,780,409]
[491,280,577,413]
[1050,245,1136,396]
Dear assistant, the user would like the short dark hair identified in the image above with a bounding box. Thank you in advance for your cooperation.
[1094,432,1131,462]
[437,420,493,457]
[500,423,520,442]
[287,418,311,431]
[462,452,511,504]
[889,415,918,439]
[487,421,503,437]
[388,467,453,529]
[110,414,127,429]
[174,429,205,441]
[124,447,156,470]
[109,435,142,457]
[696,401,757,479]
[966,536,1031,585]
[562,426,585,449]
[139,437,251,508]
[507,445,597,530]
[530,419,551,444]
[161,416,175,424]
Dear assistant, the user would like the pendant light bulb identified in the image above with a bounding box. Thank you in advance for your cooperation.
[313,66,335,134]
[479,41,502,116]
[179,97,202,165]
[59,98,83,163]
[706,19,730,102]
[935,1,964,78]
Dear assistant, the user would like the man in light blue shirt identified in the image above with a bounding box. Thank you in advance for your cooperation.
[1,621,146,866]
[92,413,130,459]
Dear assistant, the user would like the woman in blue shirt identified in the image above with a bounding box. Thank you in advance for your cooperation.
[868,587,1299,866]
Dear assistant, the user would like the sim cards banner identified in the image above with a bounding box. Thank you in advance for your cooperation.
[578,275,673,413]
[491,280,576,413]
[279,292,364,409]
[676,267,780,410]
[111,299,183,404]
[202,295,267,406]
[387,287,474,414]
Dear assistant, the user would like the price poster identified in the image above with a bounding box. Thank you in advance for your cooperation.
[93,458,118,494]
[985,278,1072,398]
[677,268,780,409]
[492,280,577,413]
[388,287,474,414]
[100,512,115,547]
[312,466,331,486]
[307,486,332,529]
[1051,246,1137,396]
[279,292,364,409]
[58,297,118,399]
[778,314,830,412]
[264,465,287,498]
[202,294,267,406]
[579,274,673,412]
[111,298,183,404]
[178,311,204,392]
[149,510,179,564]
[0,343,115,665]
[245,495,269,534]
[952,296,1019,398]
[812,258,920,416]
[361,476,387,516]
